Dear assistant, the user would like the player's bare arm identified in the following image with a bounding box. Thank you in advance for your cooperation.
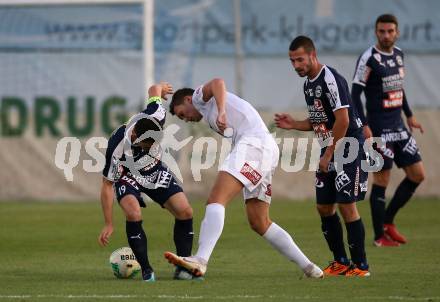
[98,177,115,247]
[406,116,424,134]
[148,82,174,100]
[202,78,227,132]
[319,108,349,173]
[274,113,312,131]
[400,89,423,134]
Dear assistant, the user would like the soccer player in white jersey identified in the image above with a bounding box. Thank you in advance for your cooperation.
[163,78,323,279]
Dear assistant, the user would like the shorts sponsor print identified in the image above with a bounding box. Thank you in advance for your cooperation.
[315,150,368,204]
[372,127,422,170]
[114,163,183,207]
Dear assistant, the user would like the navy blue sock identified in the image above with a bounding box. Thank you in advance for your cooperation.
[346,219,368,270]
[384,178,420,224]
[370,184,386,240]
[321,214,349,264]
[174,218,193,257]
[126,220,153,274]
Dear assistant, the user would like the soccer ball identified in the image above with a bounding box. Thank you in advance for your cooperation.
[109,247,141,279]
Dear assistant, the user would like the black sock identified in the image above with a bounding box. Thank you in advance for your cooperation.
[321,214,349,264]
[126,220,153,274]
[174,218,193,257]
[346,219,368,270]
[384,178,420,224]
[370,184,386,240]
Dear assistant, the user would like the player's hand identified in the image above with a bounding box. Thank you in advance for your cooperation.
[98,224,114,247]
[217,110,227,133]
[319,150,333,173]
[407,116,424,134]
[274,113,296,130]
[363,125,373,140]
[160,82,174,100]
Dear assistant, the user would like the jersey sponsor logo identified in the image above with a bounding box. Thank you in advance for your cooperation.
[265,184,272,196]
[396,55,403,66]
[383,90,403,108]
[382,74,404,92]
[312,123,332,140]
[335,171,351,192]
[314,99,324,111]
[403,137,418,155]
[315,85,322,98]
[240,162,262,185]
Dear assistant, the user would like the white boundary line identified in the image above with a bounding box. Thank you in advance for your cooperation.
[0,295,439,300]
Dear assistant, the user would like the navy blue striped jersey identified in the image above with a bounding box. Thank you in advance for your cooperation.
[102,101,166,182]
[353,46,406,129]
[303,65,364,142]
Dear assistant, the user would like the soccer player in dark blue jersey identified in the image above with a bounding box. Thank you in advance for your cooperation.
[98,82,196,281]
[275,36,370,276]
[352,14,425,247]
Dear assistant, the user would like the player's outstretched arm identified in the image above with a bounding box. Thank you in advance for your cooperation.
[274,113,312,131]
[148,82,174,101]
[202,78,227,132]
[98,178,115,247]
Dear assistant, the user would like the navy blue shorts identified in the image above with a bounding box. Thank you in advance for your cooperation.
[315,149,368,205]
[114,164,183,208]
[372,127,422,170]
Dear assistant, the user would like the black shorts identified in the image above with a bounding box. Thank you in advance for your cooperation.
[316,149,368,205]
[372,127,422,170]
[114,164,183,208]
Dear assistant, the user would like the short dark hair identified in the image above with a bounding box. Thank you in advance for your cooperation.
[375,14,398,29]
[133,117,162,144]
[169,88,195,115]
[289,36,315,53]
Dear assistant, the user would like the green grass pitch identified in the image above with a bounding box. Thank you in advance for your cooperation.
[0,198,439,301]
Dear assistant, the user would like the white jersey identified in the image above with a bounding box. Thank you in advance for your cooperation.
[192,85,270,145]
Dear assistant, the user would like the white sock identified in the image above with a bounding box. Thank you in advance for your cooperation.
[263,222,312,270]
[195,203,225,262]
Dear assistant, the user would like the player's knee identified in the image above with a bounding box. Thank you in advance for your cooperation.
[373,172,390,187]
[408,171,425,184]
[248,218,269,235]
[338,203,360,222]
[125,209,142,221]
[175,206,193,220]
[316,205,335,217]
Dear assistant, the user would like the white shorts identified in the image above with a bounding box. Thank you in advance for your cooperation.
[219,135,279,203]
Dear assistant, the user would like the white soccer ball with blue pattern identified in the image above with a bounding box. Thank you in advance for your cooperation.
[109,247,141,279]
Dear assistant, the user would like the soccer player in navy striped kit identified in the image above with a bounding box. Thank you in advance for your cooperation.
[275,36,370,276]
[98,82,196,281]
[351,14,425,247]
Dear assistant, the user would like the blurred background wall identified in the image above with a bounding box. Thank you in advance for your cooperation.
[0,0,438,201]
